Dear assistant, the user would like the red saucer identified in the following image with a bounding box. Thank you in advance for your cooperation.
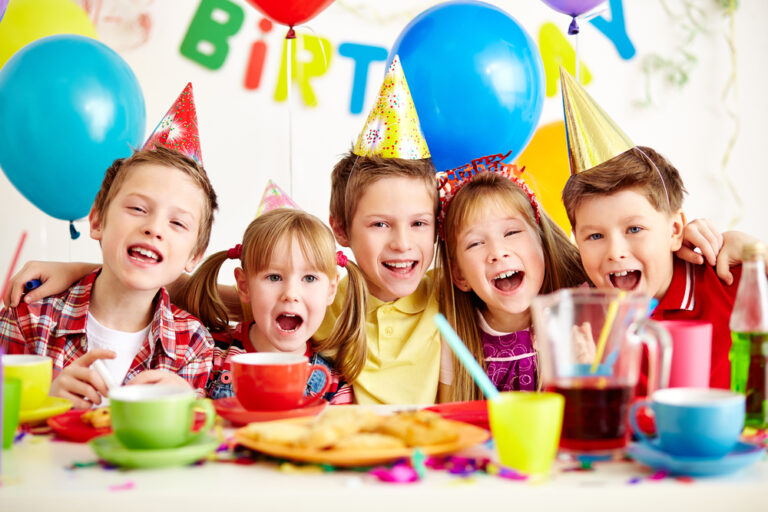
[213,396,327,426]
[424,400,490,430]
[48,409,209,443]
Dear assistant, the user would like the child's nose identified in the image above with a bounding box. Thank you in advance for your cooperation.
[280,279,300,302]
[486,242,509,263]
[389,226,411,251]
[607,237,629,260]
[142,216,164,240]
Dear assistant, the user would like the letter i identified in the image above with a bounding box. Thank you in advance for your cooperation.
[244,17,273,90]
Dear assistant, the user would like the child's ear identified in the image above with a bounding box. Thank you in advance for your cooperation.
[234,267,251,303]
[184,251,204,273]
[670,209,685,251]
[451,263,472,292]
[327,272,340,306]
[329,216,350,247]
[89,207,104,241]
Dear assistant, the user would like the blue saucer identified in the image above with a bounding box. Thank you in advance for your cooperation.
[628,440,765,477]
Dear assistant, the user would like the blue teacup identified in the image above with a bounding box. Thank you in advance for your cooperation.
[630,388,745,458]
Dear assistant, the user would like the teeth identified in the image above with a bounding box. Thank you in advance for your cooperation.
[611,270,631,277]
[386,262,412,268]
[493,270,519,280]
[132,247,159,260]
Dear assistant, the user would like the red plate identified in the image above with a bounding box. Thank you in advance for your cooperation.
[424,400,490,430]
[213,396,327,426]
[48,409,209,443]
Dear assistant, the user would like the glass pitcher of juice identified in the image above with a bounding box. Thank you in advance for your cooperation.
[531,289,671,454]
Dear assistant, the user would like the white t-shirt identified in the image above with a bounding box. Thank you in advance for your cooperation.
[86,312,150,401]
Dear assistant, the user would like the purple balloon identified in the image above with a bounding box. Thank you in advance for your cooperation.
[0,0,8,23]
[541,0,604,17]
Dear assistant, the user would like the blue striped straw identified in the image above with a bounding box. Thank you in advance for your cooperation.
[434,313,500,400]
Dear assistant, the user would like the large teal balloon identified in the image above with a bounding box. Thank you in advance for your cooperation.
[390,1,544,172]
[0,35,145,221]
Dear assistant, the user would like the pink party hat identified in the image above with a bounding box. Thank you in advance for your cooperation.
[256,180,300,216]
[143,83,203,165]
[353,55,431,159]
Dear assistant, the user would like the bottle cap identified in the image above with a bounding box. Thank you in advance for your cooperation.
[742,242,767,261]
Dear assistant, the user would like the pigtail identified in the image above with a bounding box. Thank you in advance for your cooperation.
[175,250,231,333]
[314,260,368,383]
[436,241,486,402]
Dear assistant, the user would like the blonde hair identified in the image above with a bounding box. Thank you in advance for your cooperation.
[178,209,368,383]
[91,146,218,258]
[329,150,438,238]
[437,173,586,401]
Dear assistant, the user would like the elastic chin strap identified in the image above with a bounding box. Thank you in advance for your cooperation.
[633,147,671,209]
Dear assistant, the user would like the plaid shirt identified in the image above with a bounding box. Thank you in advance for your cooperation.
[0,270,213,396]
[207,322,352,404]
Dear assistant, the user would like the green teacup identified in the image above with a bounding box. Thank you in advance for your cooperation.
[2,355,52,411]
[109,385,215,450]
[3,378,21,449]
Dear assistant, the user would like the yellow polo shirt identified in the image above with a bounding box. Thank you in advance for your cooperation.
[314,272,441,405]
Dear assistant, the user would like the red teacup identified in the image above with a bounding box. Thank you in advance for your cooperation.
[231,353,331,411]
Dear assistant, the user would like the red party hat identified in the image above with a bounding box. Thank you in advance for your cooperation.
[142,83,202,165]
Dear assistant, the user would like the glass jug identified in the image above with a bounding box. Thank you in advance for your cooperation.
[531,289,671,453]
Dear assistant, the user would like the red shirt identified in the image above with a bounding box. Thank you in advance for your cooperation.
[649,257,742,390]
[0,270,214,396]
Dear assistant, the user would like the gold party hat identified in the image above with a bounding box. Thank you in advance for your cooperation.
[353,55,431,159]
[560,67,633,175]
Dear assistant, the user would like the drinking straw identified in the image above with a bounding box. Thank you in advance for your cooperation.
[590,290,626,373]
[434,313,499,400]
[0,231,28,302]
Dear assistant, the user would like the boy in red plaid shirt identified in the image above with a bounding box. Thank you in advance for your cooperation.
[0,84,218,408]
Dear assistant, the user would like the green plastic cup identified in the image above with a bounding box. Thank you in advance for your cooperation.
[3,378,21,449]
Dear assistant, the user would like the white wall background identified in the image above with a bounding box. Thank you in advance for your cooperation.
[0,0,765,284]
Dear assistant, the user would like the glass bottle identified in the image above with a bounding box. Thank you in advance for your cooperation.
[729,242,768,428]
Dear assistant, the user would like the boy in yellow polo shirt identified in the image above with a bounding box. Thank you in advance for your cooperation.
[315,56,442,405]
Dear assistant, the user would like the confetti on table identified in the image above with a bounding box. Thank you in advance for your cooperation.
[108,481,136,492]
[66,461,100,470]
[411,448,427,479]
[627,477,643,485]
[370,463,419,483]
[279,462,324,474]
[649,470,668,480]
[675,476,695,484]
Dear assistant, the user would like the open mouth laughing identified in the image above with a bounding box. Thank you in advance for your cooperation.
[492,270,524,292]
[127,244,163,264]
[382,260,417,275]
[608,270,641,290]
[275,313,304,333]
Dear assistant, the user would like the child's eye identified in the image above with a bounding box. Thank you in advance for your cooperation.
[371,221,388,228]
[303,275,318,283]
[171,220,188,230]
[465,240,482,250]
[128,206,146,214]
[587,233,603,241]
[266,274,281,282]
[413,219,430,228]
[504,230,521,237]
[627,226,643,234]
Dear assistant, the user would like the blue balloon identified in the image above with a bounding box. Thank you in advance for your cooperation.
[0,34,145,221]
[390,1,544,172]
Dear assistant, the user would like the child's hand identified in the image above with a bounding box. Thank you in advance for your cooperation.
[676,218,723,267]
[572,322,596,364]
[714,231,764,286]
[128,369,192,389]
[49,349,116,410]
[3,261,100,307]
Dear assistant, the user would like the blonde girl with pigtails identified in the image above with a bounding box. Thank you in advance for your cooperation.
[177,208,368,403]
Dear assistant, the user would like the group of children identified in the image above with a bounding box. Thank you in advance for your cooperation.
[0,60,759,411]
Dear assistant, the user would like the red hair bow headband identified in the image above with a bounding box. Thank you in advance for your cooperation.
[436,151,541,239]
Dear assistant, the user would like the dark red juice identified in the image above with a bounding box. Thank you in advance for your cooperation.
[551,382,634,452]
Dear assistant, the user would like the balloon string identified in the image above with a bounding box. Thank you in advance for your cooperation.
[69,221,81,240]
[286,27,294,196]
[573,28,580,83]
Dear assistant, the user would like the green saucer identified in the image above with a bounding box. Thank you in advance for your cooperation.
[90,434,219,469]
[19,396,72,424]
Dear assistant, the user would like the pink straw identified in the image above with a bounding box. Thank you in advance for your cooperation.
[1,231,28,302]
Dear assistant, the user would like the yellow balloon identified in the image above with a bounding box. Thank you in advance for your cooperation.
[0,0,97,69]
[514,121,572,234]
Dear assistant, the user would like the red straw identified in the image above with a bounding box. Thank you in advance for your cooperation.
[1,231,28,302]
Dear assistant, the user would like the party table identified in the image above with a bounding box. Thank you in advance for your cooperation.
[1,414,767,512]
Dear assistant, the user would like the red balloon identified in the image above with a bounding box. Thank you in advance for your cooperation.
[245,0,335,27]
